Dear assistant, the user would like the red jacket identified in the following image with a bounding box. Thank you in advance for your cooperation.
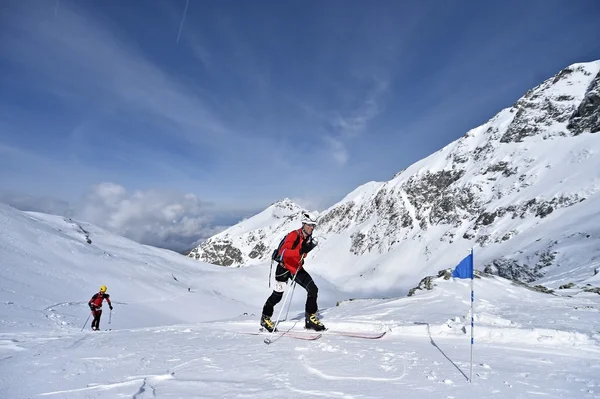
[280,228,308,275]
[89,292,112,310]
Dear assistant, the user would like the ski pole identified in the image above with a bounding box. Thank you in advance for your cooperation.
[282,282,297,322]
[109,308,112,325]
[268,260,274,288]
[264,270,299,345]
[81,312,92,332]
[265,254,305,344]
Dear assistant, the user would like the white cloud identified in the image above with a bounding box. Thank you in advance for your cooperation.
[75,183,223,252]
[0,183,261,253]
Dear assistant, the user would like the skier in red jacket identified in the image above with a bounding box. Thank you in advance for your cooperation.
[88,285,113,331]
[260,212,325,332]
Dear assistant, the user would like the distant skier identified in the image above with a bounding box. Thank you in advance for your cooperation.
[260,212,325,332]
[88,285,113,331]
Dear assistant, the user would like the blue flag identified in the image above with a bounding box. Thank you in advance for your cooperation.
[452,251,474,279]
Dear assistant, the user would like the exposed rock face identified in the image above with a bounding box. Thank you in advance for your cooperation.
[568,70,600,135]
[407,269,453,297]
[188,240,243,266]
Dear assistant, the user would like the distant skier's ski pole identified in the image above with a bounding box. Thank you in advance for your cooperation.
[109,308,112,325]
[81,312,92,332]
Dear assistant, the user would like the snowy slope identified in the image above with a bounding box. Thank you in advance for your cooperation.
[0,202,269,331]
[190,60,600,295]
[2,203,600,399]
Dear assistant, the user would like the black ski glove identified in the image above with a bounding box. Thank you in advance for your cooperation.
[89,304,95,311]
[301,237,317,255]
[109,305,113,310]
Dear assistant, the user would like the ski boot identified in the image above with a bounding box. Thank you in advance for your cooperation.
[260,314,277,333]
[305,313,326,331]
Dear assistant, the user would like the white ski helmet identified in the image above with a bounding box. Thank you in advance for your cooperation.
[301,212,318,226]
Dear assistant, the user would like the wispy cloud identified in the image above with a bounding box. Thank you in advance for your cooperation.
[321,74,390,166]
[331,77,389,137]
[176,0,190,45]
[330,75,389,138]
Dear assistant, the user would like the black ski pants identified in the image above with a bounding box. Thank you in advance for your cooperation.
[262,263,319,317]
[91,309,102,330]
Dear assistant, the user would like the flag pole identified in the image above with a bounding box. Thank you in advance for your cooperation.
[469,247,474,383]
[451,247,476,383]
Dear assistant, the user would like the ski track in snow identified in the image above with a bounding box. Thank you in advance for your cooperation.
[300,354,408,382]
[2,309,600,399]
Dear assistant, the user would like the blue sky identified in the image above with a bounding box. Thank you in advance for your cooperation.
[1,0,599,251]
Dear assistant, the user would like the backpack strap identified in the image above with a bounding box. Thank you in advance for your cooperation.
[292,229,302,249]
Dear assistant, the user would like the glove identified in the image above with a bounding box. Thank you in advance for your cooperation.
[89,304,95,311]
[301,237,317,254]
[109,305,113,310]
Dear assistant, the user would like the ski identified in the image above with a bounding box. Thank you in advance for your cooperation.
[322,330,386,339]
[237,328,385,342]
[238,330,322,342]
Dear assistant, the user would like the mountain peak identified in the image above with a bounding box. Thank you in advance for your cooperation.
[267,198,304,217]
[187,197,315,266]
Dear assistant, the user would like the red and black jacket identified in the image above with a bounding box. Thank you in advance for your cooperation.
[89,292,111,310]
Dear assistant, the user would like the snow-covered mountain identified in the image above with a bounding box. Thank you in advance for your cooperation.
[187,198,311,266]
[189,60,600,294]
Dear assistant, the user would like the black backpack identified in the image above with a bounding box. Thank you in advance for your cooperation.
[271,230,301,263]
